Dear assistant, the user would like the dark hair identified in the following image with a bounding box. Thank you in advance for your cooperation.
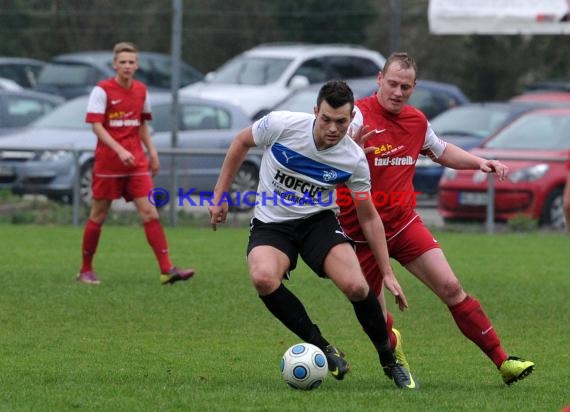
[383,52,418,79]
[316,80,354,112]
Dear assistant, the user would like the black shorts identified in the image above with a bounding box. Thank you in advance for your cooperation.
[247,210,352,278]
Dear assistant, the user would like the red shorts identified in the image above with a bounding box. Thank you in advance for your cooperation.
[355,216,441,295]
[92,173,152,202]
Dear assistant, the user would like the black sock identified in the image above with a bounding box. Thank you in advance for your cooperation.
[351,289,395,366]
[260,284,329,348]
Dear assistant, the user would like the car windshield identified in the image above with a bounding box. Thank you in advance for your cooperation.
[37,63,91,86]
[431,106,511,138]
[210,56,292,86]
[486,112,570,150]
[31,96,89,129]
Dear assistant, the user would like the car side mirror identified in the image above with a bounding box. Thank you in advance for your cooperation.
[289,75,309,90]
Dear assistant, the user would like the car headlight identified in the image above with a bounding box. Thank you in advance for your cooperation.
[39,150,73,162]
[415,155,438,168]
[508,164,549,183]
[441,167,457,180]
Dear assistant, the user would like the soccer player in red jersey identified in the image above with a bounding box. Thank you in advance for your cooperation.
[338,52,534,385]
[76,42,194,285]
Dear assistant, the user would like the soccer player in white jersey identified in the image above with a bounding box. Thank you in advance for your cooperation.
[208,80,417,389]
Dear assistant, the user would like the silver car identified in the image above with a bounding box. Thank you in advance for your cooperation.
[0,93,259,209]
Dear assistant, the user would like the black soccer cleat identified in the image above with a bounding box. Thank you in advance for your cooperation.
[323,344,350,380]
[383,361,419,389]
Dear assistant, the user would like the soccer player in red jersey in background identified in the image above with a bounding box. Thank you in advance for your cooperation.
[338,52,535,385]
[76,41,194,285]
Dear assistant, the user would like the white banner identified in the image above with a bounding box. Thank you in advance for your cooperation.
[429,0,570,34]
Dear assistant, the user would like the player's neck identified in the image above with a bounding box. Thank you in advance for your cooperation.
[115,75,133,89]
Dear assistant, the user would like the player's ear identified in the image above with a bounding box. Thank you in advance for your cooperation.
[313,105,318,116]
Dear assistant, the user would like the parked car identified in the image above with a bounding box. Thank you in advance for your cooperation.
[0,78,23,91]
[34,51,204,100]
[0,57,45,88]
[522,80,570,93]
[438,107,570,230]
[510,91,570,104]
[0,89,64,135]
[415,101,556,196]
[260,77,469,120]
[180,43,386,119]
[0,93,258,209]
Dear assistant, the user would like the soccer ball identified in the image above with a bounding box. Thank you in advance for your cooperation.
[280,343,328,390]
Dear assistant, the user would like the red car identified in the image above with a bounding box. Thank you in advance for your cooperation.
[438,107,570,229]
[511,91,570,104]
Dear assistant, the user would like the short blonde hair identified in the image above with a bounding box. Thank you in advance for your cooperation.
[113,42,138,58]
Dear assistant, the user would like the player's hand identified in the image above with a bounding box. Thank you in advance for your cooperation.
[119,149,136,168]
[480,159,508,181]
[208,203,228,231]
[383,271,408,311]
[350,124,377,155]
[149,155,160,176]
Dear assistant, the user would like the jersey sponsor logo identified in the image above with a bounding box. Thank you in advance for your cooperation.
[374,128,387,134]
[373,155,415,167]
[109,119,141,127]
[273,169,328,199]
[373,144,405,156]
[111,99,122,105]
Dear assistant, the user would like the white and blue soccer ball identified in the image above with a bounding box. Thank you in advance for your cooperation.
[280,343,328,390]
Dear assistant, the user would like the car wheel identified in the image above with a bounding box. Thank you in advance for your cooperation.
[230,163,259,212]
[539,187,565,230]
[79,162,94,206]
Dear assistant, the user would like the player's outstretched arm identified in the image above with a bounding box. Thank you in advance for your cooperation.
[209,126,256,230]
[438,143,508,180]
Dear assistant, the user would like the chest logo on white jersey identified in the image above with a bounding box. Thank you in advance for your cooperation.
[323,170,338,182]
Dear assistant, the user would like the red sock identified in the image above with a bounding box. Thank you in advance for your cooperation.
[144,219,173,273]
[386,311,397,350]
[80,219,102,273]
[449,295,508,367]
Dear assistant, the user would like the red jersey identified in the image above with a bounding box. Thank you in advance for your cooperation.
[338,95,445,240]
[85,78,152,176]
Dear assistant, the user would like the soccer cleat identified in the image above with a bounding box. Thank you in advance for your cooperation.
[160,267,195,285]
[383,361,419,389]
[499,356,535,385]
[392,328,411,372]
[76,271,100,285]
[322,344,350,380]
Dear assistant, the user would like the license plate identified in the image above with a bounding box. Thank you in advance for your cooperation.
[458,192,488,206]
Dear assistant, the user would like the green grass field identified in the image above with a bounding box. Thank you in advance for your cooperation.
[1,223,568,411]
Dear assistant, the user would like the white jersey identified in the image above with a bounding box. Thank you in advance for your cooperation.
[251,111,371,223]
